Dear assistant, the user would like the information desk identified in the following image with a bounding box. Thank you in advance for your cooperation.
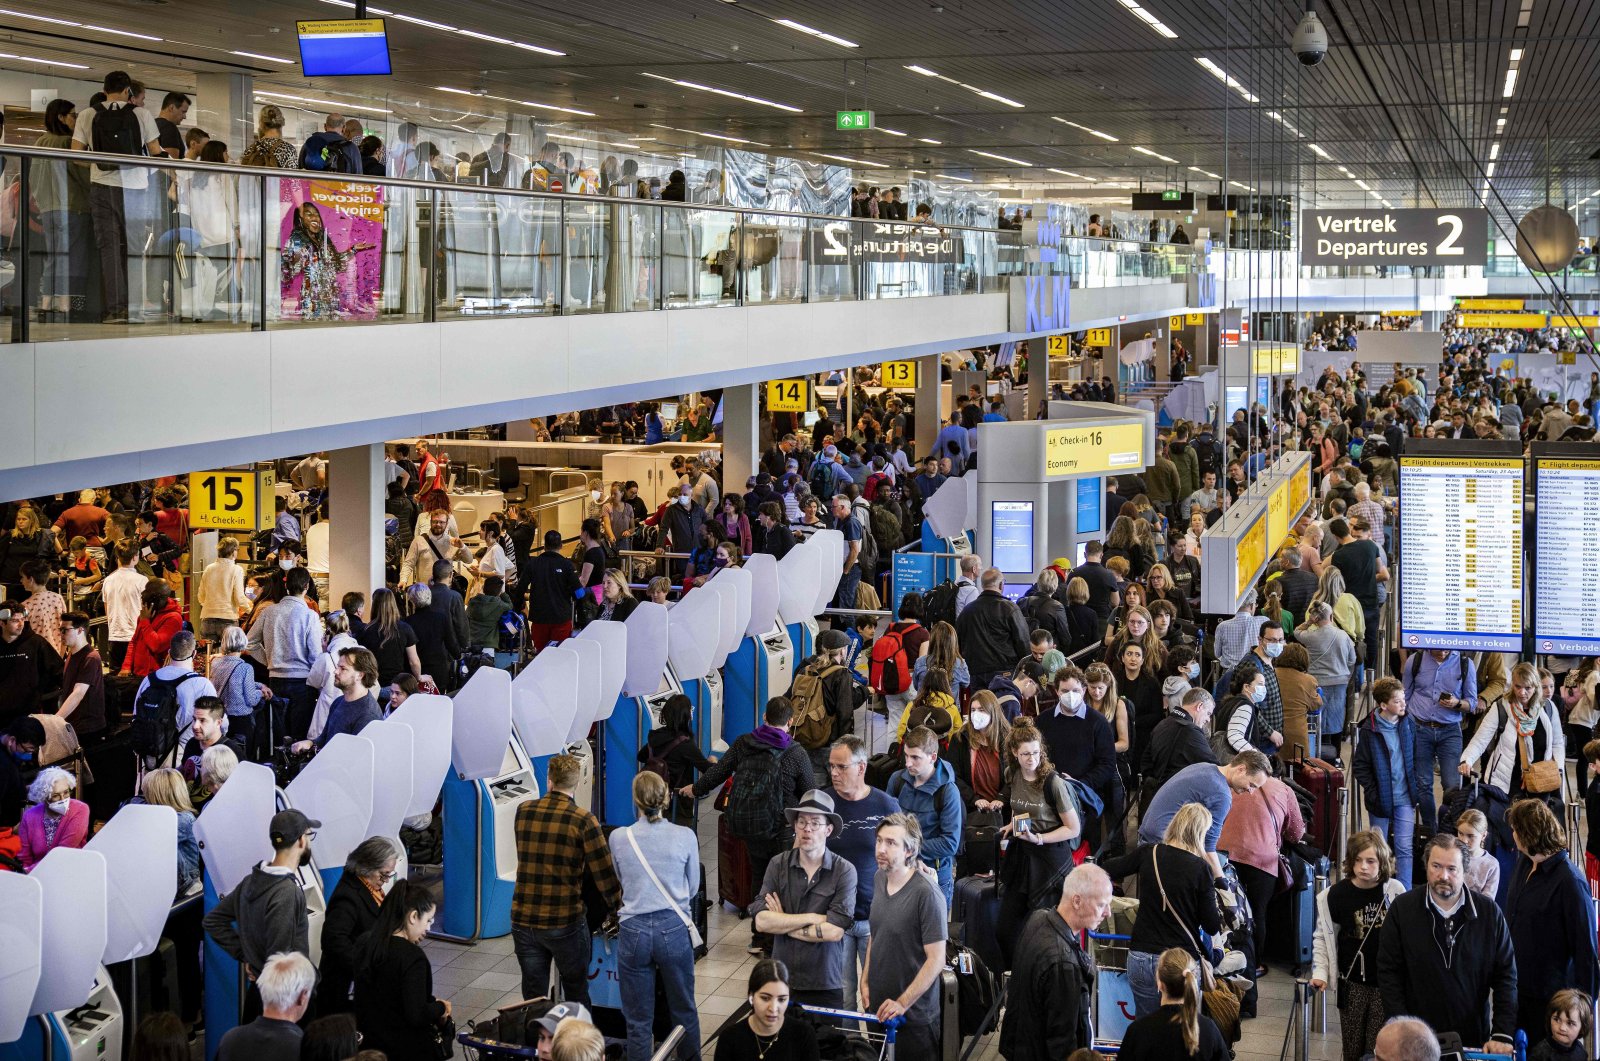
[1532,448,1600,654]
[1398,446,1523,653]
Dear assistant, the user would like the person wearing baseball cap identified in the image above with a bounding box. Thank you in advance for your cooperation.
[204,808,320,1018]
[750,789,857,1012]
[533,1001,593,1061]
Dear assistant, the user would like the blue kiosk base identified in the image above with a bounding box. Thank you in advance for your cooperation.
[723,638,762,747]
[439,774,514,942]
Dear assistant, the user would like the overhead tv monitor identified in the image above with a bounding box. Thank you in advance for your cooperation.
[296,19,393,77]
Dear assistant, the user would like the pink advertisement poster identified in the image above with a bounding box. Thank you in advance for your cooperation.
[278,178,385,321]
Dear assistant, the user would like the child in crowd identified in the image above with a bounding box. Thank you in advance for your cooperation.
[1311,829,1407,1061]
[1584,740,1600,893]
[1455,809,1500,900]
[1529,989,1592,1061]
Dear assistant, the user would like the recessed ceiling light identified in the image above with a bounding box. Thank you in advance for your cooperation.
[1195,58,1260,103]
[1188,165,1221,179]
[1115,0,1178,38]
[648,123,770,147]
[969,148,1033,166]
[1229,180,1255,191]
[918,137,942,145]
[1132,145,1178,163]
[1308,143,1331,159]
[902,64,1024,107]
[772,18,858,48]
[1051,117,1119,142]
[83,24,163,41]
[1489,142,1500,160]
[1268,111,1303,137]
[0,50,87,68]
[433,86,591,116]
[255,90,390,113]
[815,152,890,168]
[640,72,802,113]
[1509,47,1524,62]
[1503,69,1518,97]
[231,50,295,63]
[390,12,456,30]
[935,173,973,182]
[877,127,907,137]
[1485,161,1497,177]
[1048,168,1097,182]
[0,8,77,25]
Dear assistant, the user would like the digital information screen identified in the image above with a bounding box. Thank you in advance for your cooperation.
[297,19,393,76]
[1534,458,1600,654]
[1075,477,1100,535]
[991,500,1035,574]
[1398,456,1523,652]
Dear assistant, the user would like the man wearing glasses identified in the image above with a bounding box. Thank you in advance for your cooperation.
[822,736,902,1013]
[1232,621,1288,758]
[204,808,321,1020]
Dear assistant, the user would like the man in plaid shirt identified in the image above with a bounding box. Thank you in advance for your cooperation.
[512,752,620,1003]
[1347,482,1388,545]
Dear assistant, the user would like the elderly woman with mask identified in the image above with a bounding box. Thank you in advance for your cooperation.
[18,766,90,870]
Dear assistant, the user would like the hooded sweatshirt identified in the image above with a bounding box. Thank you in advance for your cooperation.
[202,862,310,973]
[887,757,964,893]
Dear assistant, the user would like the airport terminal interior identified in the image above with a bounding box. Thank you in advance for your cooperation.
[2,0,1600,1059]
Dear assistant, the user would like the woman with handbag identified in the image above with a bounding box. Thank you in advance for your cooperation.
[1309,829,1406,1061]
[1460,661,1567,810]
[353,880,452,1061]
[995,721,1081,970]
[609,770,701,1061]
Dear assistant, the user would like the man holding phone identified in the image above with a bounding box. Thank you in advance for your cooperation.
[1402,648,1479,836]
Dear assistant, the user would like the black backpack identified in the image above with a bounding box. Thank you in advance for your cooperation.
[725,744,787,840]
[946,943,1000,1039]
[131,671,202,759]
[643,734,690,786]
[923,579,960,630]
[90,102,147,172]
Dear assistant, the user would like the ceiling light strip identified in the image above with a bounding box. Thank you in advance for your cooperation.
[1195,57,1260,104]
[640,72,801,113]
[1051,117,1119,142]
[1115,0,1179,38]
[903,64,1024,108]
[772,18,858,48]
[969,148,1033,166]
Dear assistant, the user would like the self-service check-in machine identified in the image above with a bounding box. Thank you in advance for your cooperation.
[601,603,670,825]
[574,620,627,814]
[388,691,455,873]
[0,848,114,1061]
[359,719,416,881]
[700,570,750,756]
[91,803,178,1058]
[194,760,279,1060]
[723,553,788,744]
[287,732,376,897]
[809,528,846,622]
[778,539,825,666]
[667,581,724,767]
[438,668,531,943]
[0,872,44,1052]
[513,643,582,795]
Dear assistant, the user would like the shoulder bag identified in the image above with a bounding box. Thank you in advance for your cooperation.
[623,826,704,949]
[1153,845,1246,1043]
[1518,729,1563,794]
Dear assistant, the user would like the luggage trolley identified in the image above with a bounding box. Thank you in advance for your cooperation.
[1086,929,1136,1047]
[703,1005,907,1061]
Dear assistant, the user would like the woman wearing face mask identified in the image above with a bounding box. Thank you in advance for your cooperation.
[353,879,451,1061]
[713,959,817,1061]
[18,767,90,870]
[321,837,398,1014]
[948,689,1011,816]
[208,624,271,758]
[1219,668,1275,758]
[996,721,1081,969]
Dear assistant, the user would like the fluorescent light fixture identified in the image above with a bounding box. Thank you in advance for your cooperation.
[320,0,390,8]
[902,64,1024,107]
[1051,117,1119,142]
[969,148,1033,166]
[1195,57,1260,103]
[435,86,591,116]
[390,12,455,29]
[1485,161,1497,177]
[1115,0,1178,37]
[83,24,163,40]
[1269,111,1304,136]
[1353,178,1371,190]
[1338,166,1352,174]
[648,123,770,147]
[1229,180,1254,190]
[0,50,87,67]
[1503,69,1518,97]
[256,90,390,113]
[1308,143,1331,158]
[918,137,942,144]
[815,152,890,168]
[0,8,77,25]
[510,41,566,56]
[1048,168,1097,181]
[640,72,802,113]
[935,173,973,183]
[230,50,294,63]
[772,18,858,48]
[459,29,515,45]
[1496,117,1507,129]
[1510,47,1523,61]
[876,127,907,137]
[548,133,648,151]
[1132,145,1178,163]
[1489,142,1500,160]
[1188,165,1221,179]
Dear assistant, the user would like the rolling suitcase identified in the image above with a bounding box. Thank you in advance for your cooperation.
[716,815,756,914]
[1289,747,1342,857]
[949,875,1002,982]
[1264,854,1325,966]
[938,966,961,1061]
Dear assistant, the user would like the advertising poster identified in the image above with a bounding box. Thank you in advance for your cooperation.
[279,178,385,321]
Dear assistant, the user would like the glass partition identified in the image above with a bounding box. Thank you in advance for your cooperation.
[266,174,414,327]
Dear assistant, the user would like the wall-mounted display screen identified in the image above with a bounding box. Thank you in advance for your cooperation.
[297,19,393,76]
[991,500,1035,573]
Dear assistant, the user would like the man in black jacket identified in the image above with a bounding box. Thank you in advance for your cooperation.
[954,568,1030,690]
[426,558,470,655]
[1140,690,1218,813]
[522,530,580,652]
[1377,834,1517,1054]
[999,864,1113,1061]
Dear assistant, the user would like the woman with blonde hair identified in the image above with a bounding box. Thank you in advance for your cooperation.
[1144,563,1193,623]
[1462,661,1567,803]
[141,767,200,892]
[1118,947,1228,1060]
[597,568,638,623]
[1104,514,1151,579]
[142,766,204,1024]
[1083,662,1128,755]
[913,620,970,703]
[1309,566,1365,658]
[240,104,298,168]
[1101,802,1223,1016]
[1104,604,1165,675]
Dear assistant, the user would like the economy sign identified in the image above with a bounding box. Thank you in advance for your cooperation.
[1043,422,1145,478]
[1299,208,1488,267]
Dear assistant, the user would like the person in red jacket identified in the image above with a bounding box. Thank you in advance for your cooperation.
[126,582,184,677]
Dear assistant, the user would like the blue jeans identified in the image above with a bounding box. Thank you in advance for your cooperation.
[1369,803,1416,888]
[1127,949,1161,1017]
[1318,683,1348,751]
[618,910,700,1061]
[1412,721,1463,834]
[513,919,592,1004]
[834,566,862,610]
[841,919,871,1013]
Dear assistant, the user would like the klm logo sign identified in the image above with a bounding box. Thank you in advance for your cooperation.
[1014,275,1071,332]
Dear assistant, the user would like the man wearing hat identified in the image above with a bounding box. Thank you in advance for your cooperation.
[532,1001,593,1061]
[0,599,62,725]
[0,716,46,827]
[204,808,320,1019]
[750,789,858,1011]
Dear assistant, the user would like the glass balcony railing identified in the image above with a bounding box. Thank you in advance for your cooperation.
[0,145,1196,344]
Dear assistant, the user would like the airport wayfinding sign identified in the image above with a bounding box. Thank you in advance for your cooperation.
[191,468,276,532]
[1300,208,1488,267]
[765,379,810,413]
[1043,422,1146,478]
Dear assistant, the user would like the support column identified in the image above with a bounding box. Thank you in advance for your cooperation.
[329,444,385,612]
[1026,341,1048,420]
[913,354,942,459]
[722,384,758,494]
[193,73,254,160]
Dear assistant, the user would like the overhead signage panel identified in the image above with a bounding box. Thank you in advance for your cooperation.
[1043,422,1146,479]
[1457,298,1524,311]
[1300,208,1488,267]
[810,220,961,265]
[1458,312,1551,329]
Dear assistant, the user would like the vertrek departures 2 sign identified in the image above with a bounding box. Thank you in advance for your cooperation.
[1299,208,1488,267]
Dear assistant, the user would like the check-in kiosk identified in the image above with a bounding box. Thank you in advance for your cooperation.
[387,691,455,841]
[360,719,416,880]
[701,570,750,755]
[0,873,44,1048]
[438,667,529,942]
[724,553,788,744]
[601,603,670,824]
[778,539,824,664]
[809,528,846,620]
[667,582,724,766]
[574,620,628,813]
[513,644,581,794]
[89,803,177,1053]
[194,761,276,1061]
[286,733,376,896]
[921,473,978,558]
[0,848,114,1061]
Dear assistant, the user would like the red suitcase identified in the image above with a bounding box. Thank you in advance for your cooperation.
[717,814,756,914]
[1290,748,1343,856]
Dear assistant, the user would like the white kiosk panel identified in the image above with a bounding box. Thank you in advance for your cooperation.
[668,588,720,681]
[707,573,746,669]
[809,530,845,613]
[194,760,276,896]
[622,603,670,697]
[388,693,453,819]
[29,848,108,1015]
[451,667,514,780]
[0,872,43,1041]
[288,733,376,872]
[777,544,823,623]
[363,721,415,840]
[514,645,580,757]
[86,804,177,963]
[576,620,627,724]
[562,637,604,744]
[743,554,780,637]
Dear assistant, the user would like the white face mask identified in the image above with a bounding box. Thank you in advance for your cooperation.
[1061,690,1084,710]
[969,709,992,732]
[47,799,69,815]
[590,489,602,502]
[1249,684,1266,704]
[679,495,692,507]
[279,557,295,571]
[1187,662,1201,680]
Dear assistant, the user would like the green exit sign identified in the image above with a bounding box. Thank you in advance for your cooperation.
[1161,189,1182,201]
[836,110,875,130]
